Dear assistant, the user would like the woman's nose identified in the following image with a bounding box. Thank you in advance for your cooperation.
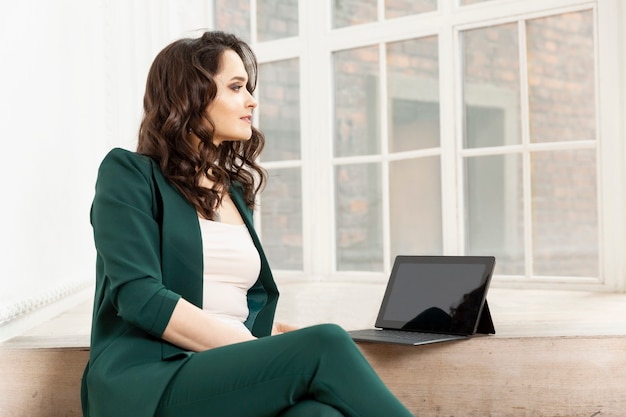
[247,91,258,108]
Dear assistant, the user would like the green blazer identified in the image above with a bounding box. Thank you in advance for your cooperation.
[81,148,279,417]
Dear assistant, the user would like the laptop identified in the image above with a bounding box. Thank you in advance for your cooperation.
[348,255,496,346]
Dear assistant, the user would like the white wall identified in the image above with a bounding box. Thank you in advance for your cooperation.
[0,0,213,336]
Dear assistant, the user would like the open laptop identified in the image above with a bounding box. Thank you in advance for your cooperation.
[349,255,496,346]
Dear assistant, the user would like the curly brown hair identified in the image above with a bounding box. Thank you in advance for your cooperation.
[137,30,266,220]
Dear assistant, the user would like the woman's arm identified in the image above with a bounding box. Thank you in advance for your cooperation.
[162,298,256,352]
[93,150,180,337]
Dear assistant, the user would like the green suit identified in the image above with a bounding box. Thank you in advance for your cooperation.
[81,148,278,417]
[82,148,413,417]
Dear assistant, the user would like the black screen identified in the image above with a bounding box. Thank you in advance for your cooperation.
[375,256,494,335]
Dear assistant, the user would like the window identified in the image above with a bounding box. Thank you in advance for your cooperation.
[257,58,303,270]
[460,10,599,283]
[213,0,625,290]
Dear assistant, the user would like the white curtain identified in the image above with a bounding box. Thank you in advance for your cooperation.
[0,0,213,328]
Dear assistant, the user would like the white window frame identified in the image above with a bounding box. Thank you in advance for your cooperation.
[455,3,603,288]
[242,0,626,291]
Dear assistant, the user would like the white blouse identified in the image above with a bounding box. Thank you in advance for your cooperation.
[198,218,261,334]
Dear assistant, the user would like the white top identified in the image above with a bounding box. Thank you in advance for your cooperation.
[198,218,260,335]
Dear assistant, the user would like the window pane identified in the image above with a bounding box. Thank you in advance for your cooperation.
[333,46,380,157]
[214,0,251,43]
[257,0,298,42]
[385,0,437,19]
[387,37,440,152]
[259,59,300,161]
[335,163,383,271]
[527,11,595,143]
[261,168,303,270]
[332,0,377,29]
[531,149,598,277]
[465,154,524,275]
[462,23,521,148]
[390,157,442,258]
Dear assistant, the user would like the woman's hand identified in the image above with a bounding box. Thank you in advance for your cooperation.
[162,298,256,351]
[272,321,299,335]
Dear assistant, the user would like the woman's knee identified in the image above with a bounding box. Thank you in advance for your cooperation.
[300,323,355,351]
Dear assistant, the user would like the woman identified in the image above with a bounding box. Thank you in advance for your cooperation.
[81,30,414,417]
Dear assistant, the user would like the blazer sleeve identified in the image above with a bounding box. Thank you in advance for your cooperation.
[91,149,181,338]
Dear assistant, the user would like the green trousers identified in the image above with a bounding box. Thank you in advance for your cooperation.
[155,324,414,417]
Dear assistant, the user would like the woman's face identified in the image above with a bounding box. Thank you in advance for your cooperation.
[206,49,258,146]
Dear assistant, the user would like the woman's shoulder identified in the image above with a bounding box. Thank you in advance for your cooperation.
[100,147,154,170]
[98,147,159,177]
[95,148,161,193]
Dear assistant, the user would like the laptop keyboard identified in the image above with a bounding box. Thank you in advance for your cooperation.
[349,328,466,344]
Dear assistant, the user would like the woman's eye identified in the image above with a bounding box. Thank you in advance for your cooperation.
[231,84,243,91]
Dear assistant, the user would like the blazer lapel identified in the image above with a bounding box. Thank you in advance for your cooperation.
[229,185,272,282]
[151,169,204,307]
[230,185,279,335]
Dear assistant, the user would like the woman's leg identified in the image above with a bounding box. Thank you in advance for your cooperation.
[155,324,413,417]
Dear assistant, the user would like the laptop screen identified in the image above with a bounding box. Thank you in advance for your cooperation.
[375,256,495,335]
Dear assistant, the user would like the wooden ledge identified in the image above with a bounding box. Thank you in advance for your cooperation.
[2,288,626,416]
[1,334,625,417]
[0,347,89,417]
[358,334,626,417]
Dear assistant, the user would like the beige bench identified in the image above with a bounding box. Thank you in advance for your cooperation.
[3,288,626,416]
[2,333,626,417]
[0,344,89,417]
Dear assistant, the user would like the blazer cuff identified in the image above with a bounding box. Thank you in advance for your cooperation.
[149,289,182,337]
